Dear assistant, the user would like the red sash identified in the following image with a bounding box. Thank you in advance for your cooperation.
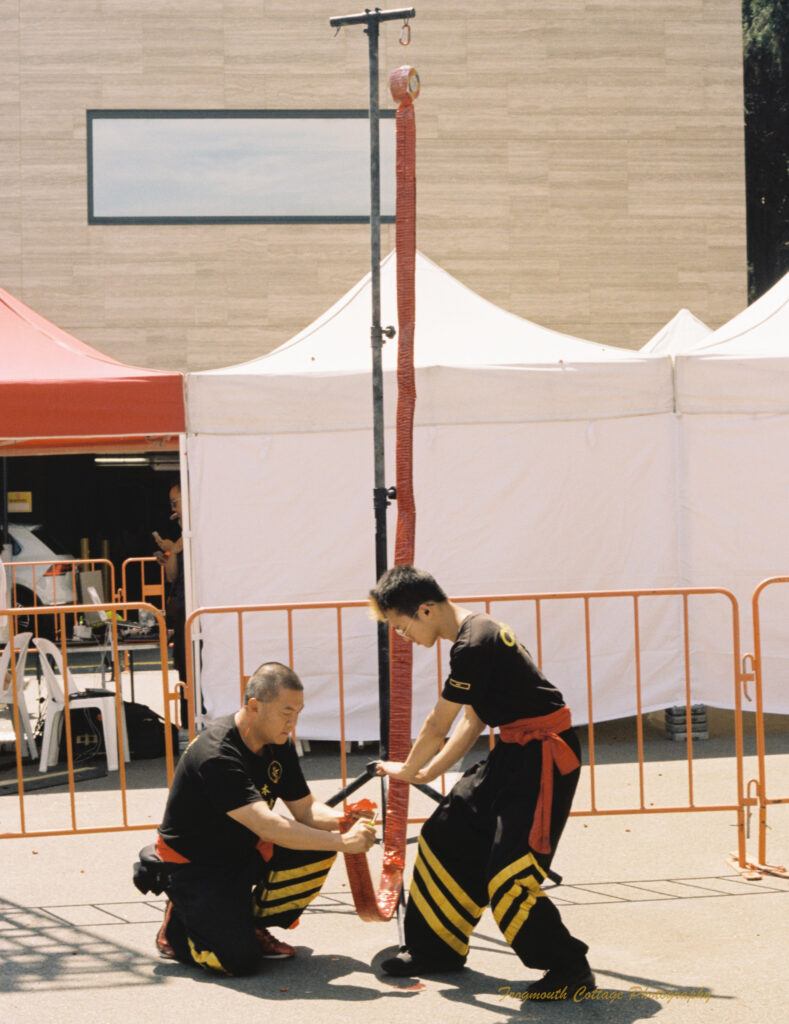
[155,835,190,863]
[155,833,273,863]
[499,706,580,855]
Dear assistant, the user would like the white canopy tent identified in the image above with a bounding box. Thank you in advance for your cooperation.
[640,308,711,357]
[674,271,789,714]
[187,252,684,738]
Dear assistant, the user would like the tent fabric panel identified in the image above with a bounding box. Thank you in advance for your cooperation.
[188,415,690,736]
[639,308,712,355]
[0,285,170,378]
[204,251,637,380]
[688,269,788,354]
[0,434,181,456]
[675,354,789,413]
[186,358,674,434]
[678,413,789,713]
[0,376,185,438]
[1,284,185,442]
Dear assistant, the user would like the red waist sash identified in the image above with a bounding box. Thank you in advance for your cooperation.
[155,834,273,864]
[498,706,580,855]
[155,835,190,863]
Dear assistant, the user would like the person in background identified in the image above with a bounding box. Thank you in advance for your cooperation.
[154,481,187,725]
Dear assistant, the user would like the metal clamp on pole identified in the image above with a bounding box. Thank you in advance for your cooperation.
[373,485,397,511]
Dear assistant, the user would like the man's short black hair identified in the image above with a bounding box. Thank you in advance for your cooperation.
[244,662,303,704]
[369,564,447,617]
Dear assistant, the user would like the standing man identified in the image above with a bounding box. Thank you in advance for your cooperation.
[138,661,376,976]
[370,565,593,999]
[154,481,187,725]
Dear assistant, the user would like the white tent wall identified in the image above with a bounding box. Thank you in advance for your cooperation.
[188,409,685,739]
[676,413,789,714]
[674,271,789,714]
[192,251,789,739]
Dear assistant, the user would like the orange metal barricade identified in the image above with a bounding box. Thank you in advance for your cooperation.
[4,557,117,640]
[183,602,369,789]
[744,577,789,879]
[184,587,752,868]
[119,556,166,610]
[0,601,176,840]
[1,585,759,862]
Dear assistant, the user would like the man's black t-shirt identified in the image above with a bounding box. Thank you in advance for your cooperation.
[441,612,565,726]
[158,714,310,866]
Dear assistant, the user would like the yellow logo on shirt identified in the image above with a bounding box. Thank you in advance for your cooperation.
[268,761,282,784]
[499,623,517,647]
[448,677,471,690]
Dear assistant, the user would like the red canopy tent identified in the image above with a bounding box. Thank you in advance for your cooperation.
[0,286,184,454]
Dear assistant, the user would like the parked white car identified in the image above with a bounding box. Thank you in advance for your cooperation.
[3,523,76,608]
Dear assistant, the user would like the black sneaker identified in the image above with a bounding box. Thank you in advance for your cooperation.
[526,957,596,1000]
[380,948,464,977]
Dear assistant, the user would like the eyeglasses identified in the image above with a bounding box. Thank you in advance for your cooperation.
[393,613,416,639]
[170,498,180,508]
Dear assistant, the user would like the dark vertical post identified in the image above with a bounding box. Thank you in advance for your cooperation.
[366,13,392,762]
[1,458,8,547]
[329,7,415,762]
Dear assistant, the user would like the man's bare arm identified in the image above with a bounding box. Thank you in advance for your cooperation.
[285,793,343,832]
[376,697,462,784]
[416,706,486,784]
[227,800,374,853]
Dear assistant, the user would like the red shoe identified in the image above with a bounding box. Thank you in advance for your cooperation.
[156,901,176,959]
[255,927,297,959]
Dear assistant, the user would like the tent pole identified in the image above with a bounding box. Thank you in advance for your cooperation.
[178,433,201,729]
[330,7,415,763]
[1,457,7,548]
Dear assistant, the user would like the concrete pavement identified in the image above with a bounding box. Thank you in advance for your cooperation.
[1,705,788,1024]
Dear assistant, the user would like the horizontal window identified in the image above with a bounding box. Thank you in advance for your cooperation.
[87,110,396,224]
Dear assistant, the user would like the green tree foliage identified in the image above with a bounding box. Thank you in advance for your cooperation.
[743,0,789,300]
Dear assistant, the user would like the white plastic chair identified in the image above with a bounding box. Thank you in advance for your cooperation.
[0,631,38,759]
[87,584,117,685]
[33,637,129,773]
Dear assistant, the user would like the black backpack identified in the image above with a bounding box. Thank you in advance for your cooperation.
[55,701,179,762]
[124,701,180,760]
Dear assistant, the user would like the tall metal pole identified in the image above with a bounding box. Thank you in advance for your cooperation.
[366,13,391,761]
[1,457,8,548]
[330,7,415,762]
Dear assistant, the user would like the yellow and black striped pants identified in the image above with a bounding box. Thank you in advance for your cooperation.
[404,731,588,971]
[163,846,335,975]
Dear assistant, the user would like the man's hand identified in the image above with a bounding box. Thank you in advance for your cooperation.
[340,817,377,854]
[374,761,428,785]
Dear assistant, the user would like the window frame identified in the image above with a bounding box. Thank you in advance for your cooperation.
[86,108,397,225]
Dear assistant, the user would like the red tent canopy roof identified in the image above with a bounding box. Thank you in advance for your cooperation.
[0,286,185,451]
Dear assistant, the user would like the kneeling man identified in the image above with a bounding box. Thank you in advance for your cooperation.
[141,661,375,976]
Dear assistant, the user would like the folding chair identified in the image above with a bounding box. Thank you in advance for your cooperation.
[33,637,129,773]
[86,584,116,685]
[0,631,38,759]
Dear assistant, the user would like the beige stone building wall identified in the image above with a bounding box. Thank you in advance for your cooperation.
[0,0,747,370]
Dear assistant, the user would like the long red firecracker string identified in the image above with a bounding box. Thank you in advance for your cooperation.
[341,65,421,921]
